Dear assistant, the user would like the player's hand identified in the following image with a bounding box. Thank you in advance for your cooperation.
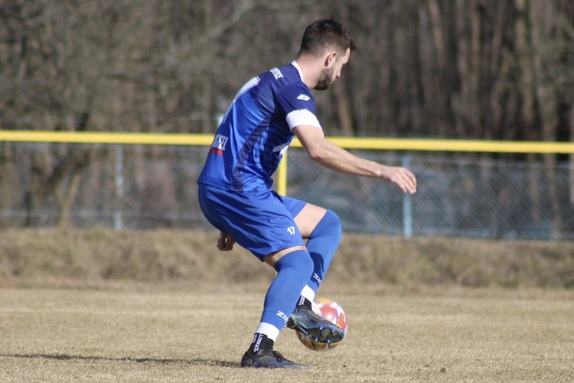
[217,231,236,251]
[381,166,417,194]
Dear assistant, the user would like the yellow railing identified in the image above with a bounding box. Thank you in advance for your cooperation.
[0,130,215,146]
[2,130,574,196]
[3,130,574,153]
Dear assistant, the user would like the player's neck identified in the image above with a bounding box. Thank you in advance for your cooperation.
[293,56,321,90]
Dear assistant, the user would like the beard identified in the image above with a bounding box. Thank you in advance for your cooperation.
[315,66,336,91]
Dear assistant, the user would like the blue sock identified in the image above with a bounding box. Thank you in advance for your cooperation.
[305,210,342,293]
[259,250,314,332]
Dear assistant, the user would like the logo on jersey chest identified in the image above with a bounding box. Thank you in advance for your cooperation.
[209,134,228,155]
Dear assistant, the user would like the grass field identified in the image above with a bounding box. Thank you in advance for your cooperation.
[1,229,574,382]
[1,287,573,383]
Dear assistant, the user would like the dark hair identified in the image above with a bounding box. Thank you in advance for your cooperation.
[297,17,356,57]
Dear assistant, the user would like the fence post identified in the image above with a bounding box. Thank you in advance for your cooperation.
[276,151,288,196]
[114,144,124,230]
[402,153,413,238]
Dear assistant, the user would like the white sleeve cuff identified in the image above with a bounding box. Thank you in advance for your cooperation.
[286,109,322,130]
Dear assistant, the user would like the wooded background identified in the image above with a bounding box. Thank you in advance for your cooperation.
[1,0,572,140]
[0,0,573,234]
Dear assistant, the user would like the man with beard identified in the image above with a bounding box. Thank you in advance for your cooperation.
[197,18,417,369]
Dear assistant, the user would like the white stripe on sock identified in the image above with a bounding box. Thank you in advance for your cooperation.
[301,285,316,302]
[255,322,281,342]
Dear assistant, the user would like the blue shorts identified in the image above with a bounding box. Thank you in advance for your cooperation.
[198,184,307,260]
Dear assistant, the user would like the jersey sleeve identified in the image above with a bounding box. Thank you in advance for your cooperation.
[276,83,322,130]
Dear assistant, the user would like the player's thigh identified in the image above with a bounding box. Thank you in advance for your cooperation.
[281,196,327,238]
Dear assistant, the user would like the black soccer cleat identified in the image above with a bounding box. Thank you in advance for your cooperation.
[240,349,308,369]
[286,306,345,344]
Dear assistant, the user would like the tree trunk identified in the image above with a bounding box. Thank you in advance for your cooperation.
[331,81,354,136]
[55,166,83,228]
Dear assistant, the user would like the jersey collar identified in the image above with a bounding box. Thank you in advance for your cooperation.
[291,61,305,84]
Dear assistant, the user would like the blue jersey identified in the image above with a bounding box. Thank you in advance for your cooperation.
[198,62,321,192]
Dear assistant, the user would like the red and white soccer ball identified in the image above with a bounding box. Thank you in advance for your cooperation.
[295,297,348,351]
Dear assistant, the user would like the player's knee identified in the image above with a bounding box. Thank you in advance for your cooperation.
[327,210,342,237]
[310,209,342,243]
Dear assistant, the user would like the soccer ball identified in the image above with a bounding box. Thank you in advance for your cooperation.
[295,297,348,351]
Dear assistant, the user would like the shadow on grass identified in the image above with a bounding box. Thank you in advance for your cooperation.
[1,353,238,368]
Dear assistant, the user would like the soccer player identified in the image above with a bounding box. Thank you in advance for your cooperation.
[197,18,417,369]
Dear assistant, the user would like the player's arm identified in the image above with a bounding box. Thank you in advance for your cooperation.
[293,125,417,194]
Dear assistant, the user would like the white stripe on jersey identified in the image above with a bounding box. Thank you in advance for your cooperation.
[286,109,322,130]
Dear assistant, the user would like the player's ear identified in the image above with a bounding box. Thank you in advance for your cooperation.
[324,51,337,67]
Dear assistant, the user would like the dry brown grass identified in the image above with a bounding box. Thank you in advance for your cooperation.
[1,229,574,382]
[1,287,573,382]
[1,228,574,289]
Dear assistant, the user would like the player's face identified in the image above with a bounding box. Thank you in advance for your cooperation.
[315,48,351,91]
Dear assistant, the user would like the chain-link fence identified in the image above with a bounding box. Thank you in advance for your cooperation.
[1,142,573,240]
